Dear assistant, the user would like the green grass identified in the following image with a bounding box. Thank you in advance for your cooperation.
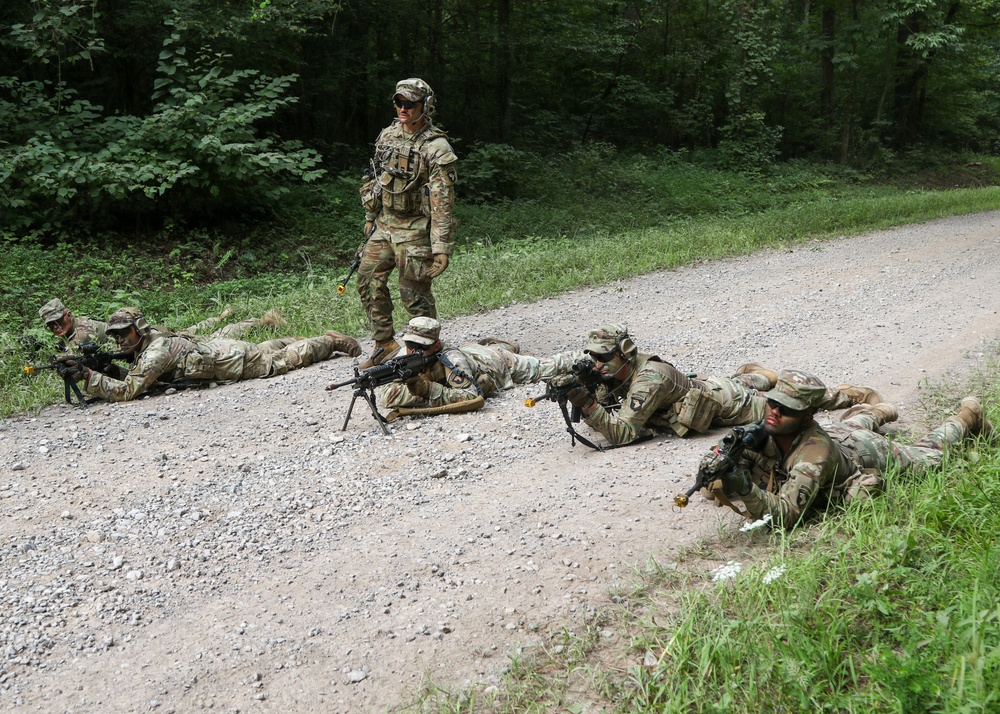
[400,363,1000,713]
[4,152,1000,416]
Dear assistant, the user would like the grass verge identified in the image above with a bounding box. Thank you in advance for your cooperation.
[403,352,1000,713]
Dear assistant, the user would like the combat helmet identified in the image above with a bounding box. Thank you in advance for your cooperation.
[107,307,151,337]
[584,323,638,362]
[764,369,827,411]
[393,78,435,116]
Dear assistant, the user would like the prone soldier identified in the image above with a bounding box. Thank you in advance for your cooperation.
[556,324,883,446]
[63,307,361,402]
[374,317,584,420]
[699,369,995,529]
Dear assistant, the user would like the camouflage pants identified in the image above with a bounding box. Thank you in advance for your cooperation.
[357,227,436,342]
[241,335,339,379]
[184,316,263,340]
[825,407,970,505]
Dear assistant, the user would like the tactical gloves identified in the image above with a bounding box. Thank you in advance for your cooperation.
[720,466,753,497]
[405,375,432,399]
[564,385,595,411]
[699,446,752,497]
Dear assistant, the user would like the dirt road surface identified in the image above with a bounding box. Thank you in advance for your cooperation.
[2,211,999,712]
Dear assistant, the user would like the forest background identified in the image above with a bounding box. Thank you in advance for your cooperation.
[3,0,1000,398]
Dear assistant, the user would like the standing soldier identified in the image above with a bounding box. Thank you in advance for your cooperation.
[357,78,458,370]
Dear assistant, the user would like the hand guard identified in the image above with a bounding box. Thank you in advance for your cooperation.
[54,354,78,365]
[549,373,578,390]
[698,446,731,476]
[405,375,432,399]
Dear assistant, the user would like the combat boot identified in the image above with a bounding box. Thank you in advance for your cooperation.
[218,307,234,321]
[841,402,898,427]
[955,397,996,441]
[325,330,362,357]
[734,363,779,385]
[261,309,287,330]
[359,339,400,369]
[477,337,520,354]
[836,384,883,407]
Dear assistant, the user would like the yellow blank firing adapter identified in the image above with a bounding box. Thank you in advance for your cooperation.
[337,284,347,295]
[24,365,36,375]
[674,494,690,508]
[524,397,538,407]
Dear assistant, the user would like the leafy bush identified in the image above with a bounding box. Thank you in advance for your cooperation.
[0,23,324,231]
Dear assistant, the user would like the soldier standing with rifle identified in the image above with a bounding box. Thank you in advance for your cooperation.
[355,78,458,370]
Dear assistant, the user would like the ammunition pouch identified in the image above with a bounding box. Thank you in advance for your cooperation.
[672,388,721,436]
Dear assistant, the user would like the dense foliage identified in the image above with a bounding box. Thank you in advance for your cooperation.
[2,0,1000,230]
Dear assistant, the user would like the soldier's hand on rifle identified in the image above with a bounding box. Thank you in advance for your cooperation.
[426,253,449,278]
[53,353,77,364]
[61,360,89,382]
[564,385,595,412]
[405,375,432,399]
[719,466,753,497]
[549,374,577,390]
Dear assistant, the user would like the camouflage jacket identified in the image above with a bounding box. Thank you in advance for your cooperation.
[362,121,458,254]
[411,345,487,406]
[584,354,694,445]
[60,316,110,350]
[84,334,259,401]
[736,420,858,528]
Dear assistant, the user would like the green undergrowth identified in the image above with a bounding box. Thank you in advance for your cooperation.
[4,154,1000,416]
[403,362,1000,713]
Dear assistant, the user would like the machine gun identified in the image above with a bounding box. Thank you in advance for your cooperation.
[524,358,616,451]
[24,341,128,406]
[326,350,440,435]
[674,420,769,508]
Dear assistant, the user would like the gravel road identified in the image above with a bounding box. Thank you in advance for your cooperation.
[2,211,999,713]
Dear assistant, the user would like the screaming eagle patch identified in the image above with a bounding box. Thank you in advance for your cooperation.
[629,394,646,411]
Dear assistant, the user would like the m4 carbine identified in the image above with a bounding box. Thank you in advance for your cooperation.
[674,420,769,508]
[24,341,128,406]
[326,350,440,434]
[524,358,616,450]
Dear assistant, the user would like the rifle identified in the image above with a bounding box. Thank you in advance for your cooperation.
[524,358,616,451]
[24,341,129,407]
[326,350,440,435]
[674,420,768,508]
[337,160,381,295]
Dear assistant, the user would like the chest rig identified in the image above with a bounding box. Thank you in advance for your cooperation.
[374,129,437,215]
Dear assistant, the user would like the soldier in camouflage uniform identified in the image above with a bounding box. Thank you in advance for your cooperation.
[375,317,584,417]
[559,324,883,446]
[40,298,286,346]
[705,369,996,529]
[357,78,458,370]
[179,308,287,340]
[61,307,361,402]
[39,298,111,349]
